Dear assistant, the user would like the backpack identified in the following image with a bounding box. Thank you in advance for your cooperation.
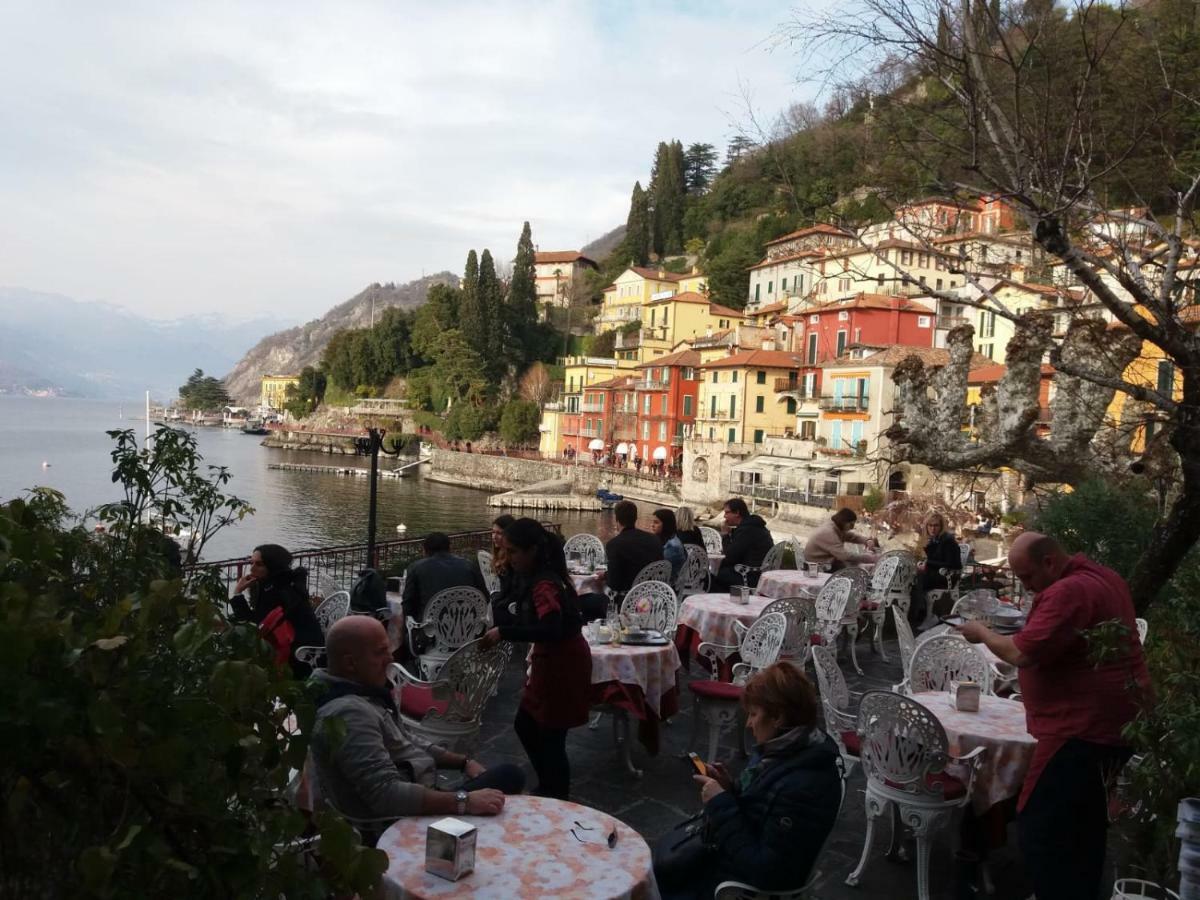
[350,568,387,614]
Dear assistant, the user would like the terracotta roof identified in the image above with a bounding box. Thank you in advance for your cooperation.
[749,249,823,270]
[932,232,1031,248]
[750,301,788,316]
[823,345,991,370]
[535,250,596,266]
[702,349,804,370]
[967,363,1006,383]
[586,375,639,390]
[765,224,853,246]
[636,349,701,369]
[708,301,746,318]
[801,293,930,315]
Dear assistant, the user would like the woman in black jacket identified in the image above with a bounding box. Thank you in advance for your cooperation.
[655,662,842,898]
[231,544,325,678]
[912,512,963,623]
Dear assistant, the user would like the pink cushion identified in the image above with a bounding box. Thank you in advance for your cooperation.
[688,680,745,700]
[399,685,449,719]
[861,600,881,611]
[884,770,967,800]
[839,730,862,756]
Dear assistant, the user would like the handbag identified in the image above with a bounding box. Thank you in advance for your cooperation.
[650,812,709,891]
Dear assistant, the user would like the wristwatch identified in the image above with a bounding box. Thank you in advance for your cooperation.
[456,790,468,815]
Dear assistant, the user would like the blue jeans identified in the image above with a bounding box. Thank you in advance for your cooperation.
[461,762,526,796]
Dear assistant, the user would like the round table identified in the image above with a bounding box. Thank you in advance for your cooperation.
[589,640,680,719]
[677,591,774,648]
[915,691,1035,814]
[378,795,659,899]
[755,569,831,600]
[571,571,605,596]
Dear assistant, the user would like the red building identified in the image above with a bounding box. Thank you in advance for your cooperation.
[631,349,701,468]
[564,375,638,460]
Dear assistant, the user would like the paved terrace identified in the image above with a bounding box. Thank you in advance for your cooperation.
[467,634,1125,900]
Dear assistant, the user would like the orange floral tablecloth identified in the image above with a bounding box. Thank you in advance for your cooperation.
[915,691,1036,814]
[677,592,773,648]
[588,641,680,718]
[378,795,659,899]
[755,569,831,600]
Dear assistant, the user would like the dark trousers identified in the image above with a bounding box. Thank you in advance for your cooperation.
[514,707,571,800]
[1017,738,1132,900]
[461,762,526,796]
[578,591,609,622]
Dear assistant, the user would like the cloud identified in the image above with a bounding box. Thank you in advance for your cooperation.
[0,0,815,322]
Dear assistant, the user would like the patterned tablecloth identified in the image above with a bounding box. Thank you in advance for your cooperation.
[755,569,832,600]
[570,572,605,596]
[915,691,1036,814]
[379,795,660,900]
[677,592,774,648]
[588,639,681,718]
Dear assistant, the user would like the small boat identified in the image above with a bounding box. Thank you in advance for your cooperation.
[242,419,270,435]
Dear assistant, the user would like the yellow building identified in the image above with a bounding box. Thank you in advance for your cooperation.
[639,292,744,360]
[696,350,803,445]
[260,374,300,411]
[538,404,564,456]
[1106,308,1195,451]
[597,266,708,335]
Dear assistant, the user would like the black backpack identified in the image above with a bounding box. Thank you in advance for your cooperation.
[350,568,387,614]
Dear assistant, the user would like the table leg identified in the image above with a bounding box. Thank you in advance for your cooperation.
[612,709,642,778]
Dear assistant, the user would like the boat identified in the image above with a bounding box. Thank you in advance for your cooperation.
[242,419,270,436]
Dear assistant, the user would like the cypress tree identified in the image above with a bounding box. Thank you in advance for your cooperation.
[650,140,687,256]
[649,142,670,257]
[459,249,484,360]
[625,181,651,266]
[477,248,506,375]
[508,221,538,343]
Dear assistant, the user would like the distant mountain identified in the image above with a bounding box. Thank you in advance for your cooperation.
[222,275,457,402]
[0,288,276,400]
[582,225,625,262]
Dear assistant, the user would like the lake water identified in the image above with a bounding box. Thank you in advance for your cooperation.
[0,397,604,561]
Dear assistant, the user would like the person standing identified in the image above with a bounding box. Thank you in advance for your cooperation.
[481,519,591,800]
[713,498,774,590]
[231,544,324,679]
[802,508,878,572]
[652,508,687,581]
[958,532,1150,900]
[601,500,663,595]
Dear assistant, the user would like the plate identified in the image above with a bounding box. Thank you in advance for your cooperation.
[992,622,1023,635]
[621,631,669,646]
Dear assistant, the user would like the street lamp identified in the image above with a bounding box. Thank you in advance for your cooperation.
[354,427,402,569]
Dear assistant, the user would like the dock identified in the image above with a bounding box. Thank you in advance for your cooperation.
[268,462,407,479]
[487,492,605,511]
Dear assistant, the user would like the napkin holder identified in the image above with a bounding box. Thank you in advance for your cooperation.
[950,680,981,712]
[426,817,476,882]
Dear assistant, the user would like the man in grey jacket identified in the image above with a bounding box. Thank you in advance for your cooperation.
[310,616,524,838]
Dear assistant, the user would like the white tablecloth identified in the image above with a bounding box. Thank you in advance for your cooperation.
[677,591,774,647]
[587,640,680,717]
[570,572,605,596]
[755,569,831,600]
[378,795,659,899]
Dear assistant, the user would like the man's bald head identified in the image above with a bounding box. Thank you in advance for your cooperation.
[325,615,392,687]
[1008,531,1069,594]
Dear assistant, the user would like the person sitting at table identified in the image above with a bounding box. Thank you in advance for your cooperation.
[675,505,705,549]
[481,518,591,801]
[601,500,663,596]
[911,511,962,626]
[310,616,525,843]
[802,507,878,572]
[652,508,687,580]
[654,662,842,898]
[231,544,324,679]
[402,532,488,625]
[713,498,774,590]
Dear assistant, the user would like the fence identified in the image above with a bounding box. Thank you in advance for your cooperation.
[742,483,836,509]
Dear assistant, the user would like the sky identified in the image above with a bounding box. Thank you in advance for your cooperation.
[0,0,816,324]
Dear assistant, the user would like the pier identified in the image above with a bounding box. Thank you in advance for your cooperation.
[268,462,407,479]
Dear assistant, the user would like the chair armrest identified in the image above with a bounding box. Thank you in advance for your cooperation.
[824,704,856,734]
[950,745,988,796]
[695,641,738,678]
[893,678,911,696]
[388,661,430,689]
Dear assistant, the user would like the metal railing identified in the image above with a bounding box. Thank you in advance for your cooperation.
[773,378,811,395]
[741,483,836,508]
[936,315,970,330]
[633,379,669,391]
[819,395,870,412]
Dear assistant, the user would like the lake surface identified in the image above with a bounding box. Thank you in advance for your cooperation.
[0,397,606,561]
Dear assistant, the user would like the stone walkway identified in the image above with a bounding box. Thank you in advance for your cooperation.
[467,630,1099,900]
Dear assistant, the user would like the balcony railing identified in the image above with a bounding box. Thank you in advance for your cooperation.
[581,402,605,412]
[740,483,836,509]
[937,315,970,330]
[613,331,641,350]
[697,409,738,421]
[773,378,812,395]
[819,395,870,412]
[633,379,669,391]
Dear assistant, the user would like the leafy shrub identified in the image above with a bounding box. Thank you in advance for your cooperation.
[499,399,541,447]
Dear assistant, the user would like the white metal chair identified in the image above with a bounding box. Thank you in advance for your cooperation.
[813,574,855,648]
[846,691,986,900]
[732,540,793,588]
[313,590,351,634]
[315,572,343,601]
[477,550,501,596]
[619,581,678,633]
[387,638,511,754]
[812,643,861,775]
[631,559,673,588]
[1135,617,1148,645]
[899,633,994,696]
[892,605,917,680]
[700,525,724,556]
[761,596,819,666]
[862,557,902,662]
[563,533,606,569]
[688,611,788,761]
[821,570,869,675]
[405,586,491,680]
[294,645,327,670]
[674,543,710,598]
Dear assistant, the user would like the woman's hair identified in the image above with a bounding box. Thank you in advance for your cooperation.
[503,518,575,599]
[924,511,947,531]
[741,662,819,729]
[653,508,677,543]
[676,505,696,532]
[254,544,293,578]
[492,514,516,531]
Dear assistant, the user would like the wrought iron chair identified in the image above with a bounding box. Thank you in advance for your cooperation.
[821,570,869,676]
[294,645,327,670]
[477,550,501,597]
[898,633,994,696]
[387,638,512,754]
[315,572,343,602]
[631,559,673,588]
[674,543,710,598]
[892,605,917,681]
[761,596,818,666]
[313,591,351,634]
[732,540,794,588]
[1136,617,1148,645]
[812,643,861,775]
[700,525,724,556]
[813,574,855,648]
[563,533,606,569]
[688,612,788,761]
[405,586,491,680]
[864,553,917,662]
[846,691,986,900]
[619,581,679,633]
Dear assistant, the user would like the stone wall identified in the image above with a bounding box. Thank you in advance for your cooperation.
[681,438,757,508]
[262,430,361,455]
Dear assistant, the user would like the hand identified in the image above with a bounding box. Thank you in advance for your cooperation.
[594,570,606,584]
[234,573,257,594]
[463,758,487,779]
[706,761,734,792]
[956,620,991,643]
[694,774,725,804]
[466,788,505,815]
[479,626,501,649]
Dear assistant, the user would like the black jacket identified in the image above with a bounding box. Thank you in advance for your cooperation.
[677,528,705,549]
[921,531,962,590]
[231,572,324,678]
[721,515,774,573]
[402,552,487,620]
[604,527,664,593]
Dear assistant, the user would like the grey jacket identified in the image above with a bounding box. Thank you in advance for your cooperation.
[309,670,437,821]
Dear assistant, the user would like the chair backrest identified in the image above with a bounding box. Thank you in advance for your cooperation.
[1135,617,1148,645]
[414,586,490,655]
[620,581,679,633]
[759,540,792,574]
[867,556,902,607]
[294,645,327,669]
[631,559,673,588]
[315,573,343,602]
[563,533,606,569]
[838,564,871,598]
[732,611,788,679]
[674,543,709,595]
[314,591,351,632]
[813,575,854,644]
[761,596,818,661]
[958,542,973,566]
[700,525,724,556]
[856,690,954,800]
[477,550,501,596]
[951,590,999,621]
[906,633,993,694]
[812,643,851,716]
[892,605,917,676]
[395,638,511,725]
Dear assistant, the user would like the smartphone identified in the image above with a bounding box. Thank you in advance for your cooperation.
[687,752,709,777]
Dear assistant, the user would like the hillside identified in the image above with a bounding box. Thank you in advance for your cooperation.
[223,274,456,402]
[582,225,626,262]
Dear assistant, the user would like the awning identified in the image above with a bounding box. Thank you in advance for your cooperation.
[615,442,629,454]
[652,446,668,460]
[588,438,604,451]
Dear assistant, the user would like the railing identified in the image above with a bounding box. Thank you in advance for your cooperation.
[819,395,870,412]
[633,379,668,391]
[937,315,970,330]
[581,402,605,412]
[696,409,737,421]
[741,483,836,508]
[773,378,810,395]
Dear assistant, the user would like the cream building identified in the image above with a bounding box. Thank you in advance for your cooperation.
[696,349,804,445]
[533,251,598,308]
[260,374,300,411]
[597,266,708,334]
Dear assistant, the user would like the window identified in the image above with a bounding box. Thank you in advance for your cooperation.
[800,420,816,440]
[807,333,818,364]
[663,309,669,327]
[936,278,943,290]
[756,371,766,384]
[918,252,929,267]
[838,310,849,321]
[804,372,816,397]
[918,315,931,328]
[785,397,796,414]
[901,250,913,265]
[682,367,695,380]
[732,371,738,383]
[683,395,693,416]
[979,310,996,338]
[709,427,715,439]
[658,422,667,440]
[983,343,994,359]
[838,278,851,292]
[877,273,885,286]
[710,395,717,417]
[643,395,651,414]
[643,421,650,439]
[809,314,819,324]
[712,371,718,383]
[1157,361,1175,395]
[728,428,737,443]
[650,310,656,326]
[755,396,764,413]
[753,429,764,443]
[767,281,773,294]
[836,330,847,356]
[854,328,862,342]
[729,396,737,417]
[754,284,760,302]
[781,277,788,291]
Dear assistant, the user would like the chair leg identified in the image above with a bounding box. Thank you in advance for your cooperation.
[847,622,864,676]
[846,796,884,887]
[885,802,908,861]
[873,611,888,661]
[914,831,933,900]
[616,710,642,778]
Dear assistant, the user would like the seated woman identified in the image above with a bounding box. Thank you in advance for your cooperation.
[675,505,705,549]
[912,511,962,624]
[655,662,842,899]
[231,544,325,678]
[652,508,687,581]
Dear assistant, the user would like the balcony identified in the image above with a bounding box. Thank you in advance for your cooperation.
[937,315,970,330]
[613,330,642,350]
[773,378,810,396]
[561,424,579,436]
[581,402,605,413]
[697,409,738,421]
[633,378,669,391]
[819,395,870,412]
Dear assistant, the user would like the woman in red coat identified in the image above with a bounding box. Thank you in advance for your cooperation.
[482,518,592,799]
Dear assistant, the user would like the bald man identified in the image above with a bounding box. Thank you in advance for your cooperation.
[958,532,1150,900]
[310,616,524,841]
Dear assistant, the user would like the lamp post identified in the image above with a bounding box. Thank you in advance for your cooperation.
[354,428,401,569]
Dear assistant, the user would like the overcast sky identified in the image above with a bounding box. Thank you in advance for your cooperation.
[0,1,812,323]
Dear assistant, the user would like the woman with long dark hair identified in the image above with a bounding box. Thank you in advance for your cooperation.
[232,544,325,678]
[652,508,687,581]
[481,519,591,799]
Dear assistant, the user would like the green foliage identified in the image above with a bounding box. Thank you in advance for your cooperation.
[589,330,616,357]
[862,487,885,514]
[444,401,497,442]
[650,140,687,256]
[383,432,422,455]
[0,431,384,898]
[662,256,691,274]
[177,369,232,412]
[684,142,718,194]
[283,365,327,420]
[1037,480,1159,579]
[624,181,651,267]
[498,399,541,446]
[322,306,419,396]
[477,249,506,376]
